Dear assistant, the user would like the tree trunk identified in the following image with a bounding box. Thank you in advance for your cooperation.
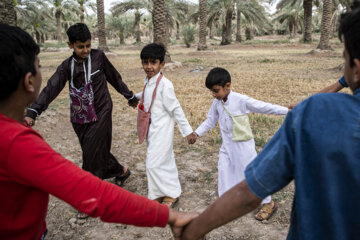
[303,0,312,43]
[245,27,253,40]
[97,0,109,51]
[329,10,338,38]
[197,0,207,50]
[119,33,125,44]
[176,21,180,40]
[236,6,242,42]
[317,0,332,50]
[134,10,141,43]
[80,5,85,23]
[35,30,41,44]
[56,10,62,42]
[209,25,213,39]
[221,7,233,45]
[0,0,17,26]
[152,0,171,62]
[41,33,45,44]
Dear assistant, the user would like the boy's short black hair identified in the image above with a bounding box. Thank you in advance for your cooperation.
[205,67,231,89]
[66,23,91,43]
[140,43,166,63]
[0,24,40,101]
[339,0,360,67]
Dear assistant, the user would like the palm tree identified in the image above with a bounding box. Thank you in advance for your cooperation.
[235,0,271,42]
[152,0,171,62]
[16,1,53,44]
[108,15,126,45]
[198,0,207,50]
[274,1,303,38]
[47,0,74,42]
[303,0,312,42]
[111,0,147,43]
[0,0,17,26]
[317,0,332,50]
[96,0,109,51]
[76,0,96,23]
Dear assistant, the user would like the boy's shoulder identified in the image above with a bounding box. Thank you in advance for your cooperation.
[159,74,173,87]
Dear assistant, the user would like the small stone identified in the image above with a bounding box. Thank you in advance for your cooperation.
[68,218,76,225]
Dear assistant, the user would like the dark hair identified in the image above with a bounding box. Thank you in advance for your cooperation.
[205,67,231,89]
[339,0,360,67]
[0,24,40,101]
[140,43,166,63]
[66,23,91,43]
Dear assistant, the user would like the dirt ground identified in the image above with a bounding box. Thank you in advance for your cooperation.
[33,36,346,240]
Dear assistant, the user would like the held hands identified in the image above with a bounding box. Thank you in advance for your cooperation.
[288,103,297,110]
[187,132,198,144]
[24,117,35,127]
[128,98,139,109]
[168,209,199,240]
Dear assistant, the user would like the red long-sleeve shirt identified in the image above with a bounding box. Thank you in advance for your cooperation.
[0,113,169,239]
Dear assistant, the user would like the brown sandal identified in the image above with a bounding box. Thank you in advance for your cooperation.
[255,201,277,221]
[162,197,179,208]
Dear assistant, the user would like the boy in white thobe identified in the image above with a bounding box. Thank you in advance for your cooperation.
[137,44,193,208]
[191,67,288,220]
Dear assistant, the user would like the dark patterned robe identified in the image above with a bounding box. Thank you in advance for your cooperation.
[26,49,133,179]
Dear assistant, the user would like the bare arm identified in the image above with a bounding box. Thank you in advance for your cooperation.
[318,81,344,93]
[181,180,261,240]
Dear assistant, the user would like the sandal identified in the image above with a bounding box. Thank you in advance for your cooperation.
[162,197,179,208]
[115,169,131,187]
[77,211,89,220]
[255,201,277,221]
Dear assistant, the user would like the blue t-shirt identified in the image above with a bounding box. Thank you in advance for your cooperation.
[245,89,360,240]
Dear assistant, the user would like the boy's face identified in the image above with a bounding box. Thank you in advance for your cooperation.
[211,82,231,101]
[142,58,165,79]
[67,39,91,60]
[343,48,360,92]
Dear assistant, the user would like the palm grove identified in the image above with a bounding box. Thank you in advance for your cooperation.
[0,0,353,54]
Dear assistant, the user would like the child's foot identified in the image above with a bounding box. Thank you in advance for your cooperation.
[162,196,179,208]
[114,168,131,187]
[77,211,89,220]
[255,201,277,221]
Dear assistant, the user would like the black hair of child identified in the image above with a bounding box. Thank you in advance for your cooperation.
[140,43,166,63]
[205,67,231,90]
[66,23,91,44]
[0,24,40,101]
[339,0,360,67]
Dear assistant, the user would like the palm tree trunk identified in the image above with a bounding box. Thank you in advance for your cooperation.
[80,5,85,23]
[209,24,213,39]
[317,0,332,50]
[56,10,62,42]
[329,10,338,38]
[221,7,233,45]
[0,0,17,26]
[35,30,41,44]
[236,6,242,42]
[152,0,171,62]
[97,0,109,51]
[198,0,207,50]
[134,10,141,43]
[176,21,180,40]
[303,0,312,43]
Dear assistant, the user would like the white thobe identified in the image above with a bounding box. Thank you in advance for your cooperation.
[137,72,193,200]
[195,91,288,202]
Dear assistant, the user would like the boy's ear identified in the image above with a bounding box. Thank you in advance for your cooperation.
[67,42,73,49]
[23,72,35,93]
[225,82,231,90]
[160,61,165,68]
[354,58,360,82]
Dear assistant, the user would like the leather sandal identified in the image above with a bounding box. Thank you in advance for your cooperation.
[255,201,277,221]
[115,169,131,187]
[162,197,179,208]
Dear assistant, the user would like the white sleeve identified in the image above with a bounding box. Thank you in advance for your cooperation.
[135,92,142,100]
[195,100,219,137]
[245,96,288,115]
[162,82,193,137]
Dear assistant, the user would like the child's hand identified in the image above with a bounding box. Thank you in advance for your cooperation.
[128,98,139,109]
[187,132,198,144]
[24,117,35,127]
